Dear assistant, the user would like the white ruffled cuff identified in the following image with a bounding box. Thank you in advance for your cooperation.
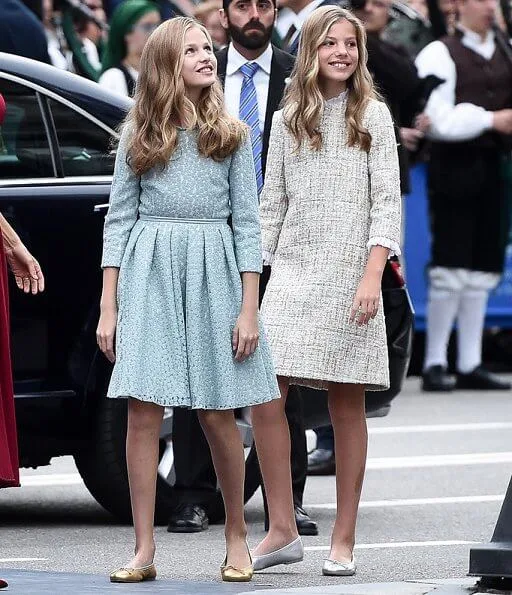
[367,237,401,257]
[262,250,274,266]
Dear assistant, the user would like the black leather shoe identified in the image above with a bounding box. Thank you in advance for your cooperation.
[167,504,209,533]
[295,505,318,536]
[457,366,511,390]
[422,365,456,392]
[264,505,318,536]
[307,448,335,475]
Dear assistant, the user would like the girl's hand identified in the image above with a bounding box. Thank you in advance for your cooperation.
[5,242,45,294]
[97,306,118,363]
[233,311,259,362]
[350,272,381,326]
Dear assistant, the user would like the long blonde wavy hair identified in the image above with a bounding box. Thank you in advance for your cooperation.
[283,6,379,153]
[125,17,246,175]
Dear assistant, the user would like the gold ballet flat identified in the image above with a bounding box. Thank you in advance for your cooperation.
[110,563,156,583]
[221,546,253,582]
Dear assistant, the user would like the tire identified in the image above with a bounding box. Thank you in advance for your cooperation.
[74,396,262,525]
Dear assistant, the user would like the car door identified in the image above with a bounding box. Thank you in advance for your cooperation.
[0,75,118,398]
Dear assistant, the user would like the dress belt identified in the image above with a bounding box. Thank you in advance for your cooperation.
[139,214,228,224]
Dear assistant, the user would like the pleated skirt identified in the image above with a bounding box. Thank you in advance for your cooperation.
[107,217,279,409]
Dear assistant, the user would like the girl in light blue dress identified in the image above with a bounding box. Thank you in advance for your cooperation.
[96,16,279,584]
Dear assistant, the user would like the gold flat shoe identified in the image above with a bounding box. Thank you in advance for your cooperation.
[221,544,253,582]
[110,563,156,583]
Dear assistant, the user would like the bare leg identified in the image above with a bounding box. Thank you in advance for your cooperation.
[197,409,250,570]
[125,398,164,567]
[251,376,298,555]
[327,383,367,562]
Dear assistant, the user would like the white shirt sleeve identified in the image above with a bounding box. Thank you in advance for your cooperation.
[415,41,494,142]
[98,68,129,98]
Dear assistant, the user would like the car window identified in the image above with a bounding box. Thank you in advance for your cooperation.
[49,99,115,177]
[0,79,54,179]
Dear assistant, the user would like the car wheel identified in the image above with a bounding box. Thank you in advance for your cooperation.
[74,397,262,525]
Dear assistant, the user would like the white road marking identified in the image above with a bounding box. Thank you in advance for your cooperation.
[368,422,512,434]
[367,452,512,469]
[0,558,48,563]
[305,540,477,552]
[20,473,83,487]
[19,452,512,488]
[307,494,505,510]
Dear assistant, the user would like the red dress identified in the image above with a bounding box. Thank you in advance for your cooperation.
[0,93,19,488]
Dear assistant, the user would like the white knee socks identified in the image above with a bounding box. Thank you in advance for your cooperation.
[456,289,489,374]
[424,288,460,370]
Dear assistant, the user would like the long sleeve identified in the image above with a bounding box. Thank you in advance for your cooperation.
[101,125,140,268]
[415,41,494,142]
[259,111,288,260]
[229,133,262,273]
[367,101,402,254]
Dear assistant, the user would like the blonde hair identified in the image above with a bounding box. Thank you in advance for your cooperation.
[283,6,379,153]
[126,17,246,175]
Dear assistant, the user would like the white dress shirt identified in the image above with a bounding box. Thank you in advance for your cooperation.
[275,7,295,39]
[224,44,273,133]
[415,26,497,142]
[99,65,139,98]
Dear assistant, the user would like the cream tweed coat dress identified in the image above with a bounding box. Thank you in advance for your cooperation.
[260,93,401,391]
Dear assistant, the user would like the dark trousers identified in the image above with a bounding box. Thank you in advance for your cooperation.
[172,388,307,514]
[315,425,334,451]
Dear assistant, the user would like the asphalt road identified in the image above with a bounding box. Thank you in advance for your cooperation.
[1,377,511,592]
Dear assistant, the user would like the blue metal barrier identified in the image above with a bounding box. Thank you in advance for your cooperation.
[404,163,512,330]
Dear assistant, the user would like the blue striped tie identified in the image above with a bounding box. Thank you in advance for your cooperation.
[239,62,263,195]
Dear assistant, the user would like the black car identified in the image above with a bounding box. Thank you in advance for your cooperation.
[0,52,413,523]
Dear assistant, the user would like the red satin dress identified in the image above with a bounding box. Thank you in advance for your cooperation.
[0,93,19,488]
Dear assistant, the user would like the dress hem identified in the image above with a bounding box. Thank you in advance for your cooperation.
[107,391,281,409]
[275,370,389,392]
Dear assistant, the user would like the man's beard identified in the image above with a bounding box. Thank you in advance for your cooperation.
[228,20,274,50]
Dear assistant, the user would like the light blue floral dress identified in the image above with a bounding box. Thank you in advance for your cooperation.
[101,125,279,410]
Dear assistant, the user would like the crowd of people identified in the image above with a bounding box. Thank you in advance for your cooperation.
[0,0,512,588]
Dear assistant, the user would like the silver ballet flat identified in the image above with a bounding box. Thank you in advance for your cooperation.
[322,556,356,576]
[252,536,304,571]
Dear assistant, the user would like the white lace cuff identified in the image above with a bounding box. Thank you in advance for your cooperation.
[262,250,274,266]
[367,237,401,257]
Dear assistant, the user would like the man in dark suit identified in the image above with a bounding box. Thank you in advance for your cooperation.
[168,0,318,537]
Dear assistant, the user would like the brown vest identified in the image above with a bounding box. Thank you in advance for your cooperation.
[441,28,512,150]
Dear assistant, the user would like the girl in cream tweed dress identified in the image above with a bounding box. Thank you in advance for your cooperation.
[250,6,401,577]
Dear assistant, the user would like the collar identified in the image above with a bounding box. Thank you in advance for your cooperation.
[226,43,273,76]
[325,89,348,106]
[456,24,495,46]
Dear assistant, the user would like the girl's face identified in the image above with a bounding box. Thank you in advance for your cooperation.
[125,11,161,57]
[181,27,217,97]
[317,19,359,93]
